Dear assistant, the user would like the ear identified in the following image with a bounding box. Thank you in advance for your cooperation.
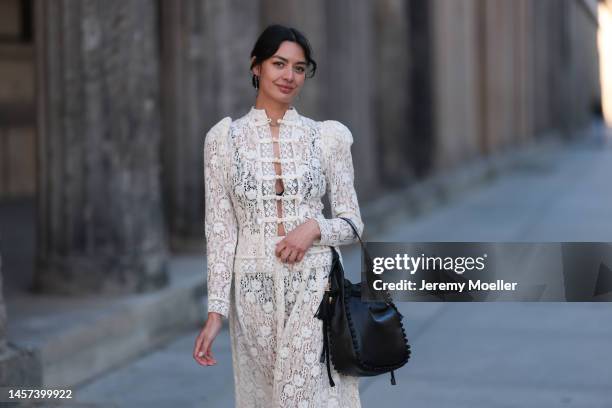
[251,57,260,76]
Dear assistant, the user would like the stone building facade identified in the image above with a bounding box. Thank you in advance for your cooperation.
[0,0,601,385]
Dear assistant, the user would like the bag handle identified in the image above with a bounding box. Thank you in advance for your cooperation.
[337,217,393,304]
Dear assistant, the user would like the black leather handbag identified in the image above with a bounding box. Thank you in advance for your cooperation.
[315,216,411,387]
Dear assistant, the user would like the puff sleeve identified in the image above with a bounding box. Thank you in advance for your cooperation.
[313,120,365,246]
[204,117,237,318]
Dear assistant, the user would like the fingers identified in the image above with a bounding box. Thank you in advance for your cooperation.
[276,244,304,264]
[275,236,308,264]
[204,342,217,365]
[193,334,206,365]
[275,241,283,258]
[280,246,293,263]
[193,332,217,366]
[287,248,300,263]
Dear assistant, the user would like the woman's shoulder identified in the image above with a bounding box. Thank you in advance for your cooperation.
[317,119,353,146]
[204,116,232,146]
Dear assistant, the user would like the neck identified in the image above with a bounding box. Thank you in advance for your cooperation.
[254,94,291,123]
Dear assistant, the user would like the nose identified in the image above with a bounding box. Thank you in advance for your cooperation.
[283,66,295,82]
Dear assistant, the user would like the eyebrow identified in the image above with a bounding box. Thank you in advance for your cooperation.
[272,55,307,65]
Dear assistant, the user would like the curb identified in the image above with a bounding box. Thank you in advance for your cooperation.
[5,257,206,388]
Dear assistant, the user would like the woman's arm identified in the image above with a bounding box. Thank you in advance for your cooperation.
[204,117,237,318]
[313,120,365,246]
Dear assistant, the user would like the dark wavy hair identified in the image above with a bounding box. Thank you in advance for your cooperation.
[249,24,317,88]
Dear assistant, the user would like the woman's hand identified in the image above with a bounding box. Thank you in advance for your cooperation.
[193,312,223,366]
[275,218,321,264]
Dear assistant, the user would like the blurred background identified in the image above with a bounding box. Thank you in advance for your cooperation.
[0,0,611,406]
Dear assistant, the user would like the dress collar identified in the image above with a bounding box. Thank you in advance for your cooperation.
[248,105,300,125]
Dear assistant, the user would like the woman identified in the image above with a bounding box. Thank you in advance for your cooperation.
[193,24,365,408]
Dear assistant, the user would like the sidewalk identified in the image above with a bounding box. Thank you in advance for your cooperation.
[46,130,612,406]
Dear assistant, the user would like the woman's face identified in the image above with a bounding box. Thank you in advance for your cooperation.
[252,41,307,104]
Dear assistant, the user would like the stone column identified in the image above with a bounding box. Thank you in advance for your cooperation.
[34,0,168,294]
[548,0,572,138]
[406,0,435,178]
[532,0,556,135]
[531,0,546,135]
[479,0,518,153]
[564,0,600,131]
[324,0,379,199]
[431,0,481,170]
[374,0,414,187]
[160,0,258,251]
[512,0,535,144]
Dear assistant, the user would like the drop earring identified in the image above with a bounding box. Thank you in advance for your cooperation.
[253,74,260,91]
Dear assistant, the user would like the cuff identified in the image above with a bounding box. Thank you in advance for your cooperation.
[207,298,229,319]
[312,216,335,247]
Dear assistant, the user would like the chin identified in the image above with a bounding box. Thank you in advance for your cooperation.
[275,93,294,104]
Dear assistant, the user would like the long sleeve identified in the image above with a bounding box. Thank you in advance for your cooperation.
[204,117,237,318]
[314,120,365,246]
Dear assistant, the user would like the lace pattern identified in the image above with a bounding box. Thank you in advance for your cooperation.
[204,117,237,317]
[313,120,365,247]
[204,106,364,407]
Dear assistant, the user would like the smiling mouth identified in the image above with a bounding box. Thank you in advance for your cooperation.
[277,84,294,92]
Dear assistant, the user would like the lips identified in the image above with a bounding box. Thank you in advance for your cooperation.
[277,84,294,94]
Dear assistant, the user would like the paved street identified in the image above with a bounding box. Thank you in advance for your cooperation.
[74,130,612,407]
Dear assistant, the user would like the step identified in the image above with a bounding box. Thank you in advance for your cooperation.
[5,256,206,388]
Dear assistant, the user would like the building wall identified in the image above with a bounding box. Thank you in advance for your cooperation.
[374,0,413,187]
[0,0,602,227]
[431,0,481,170]
[427,0,600,173]
[0,0,36,198]
[0,0,603,388]
[568,0,601,127]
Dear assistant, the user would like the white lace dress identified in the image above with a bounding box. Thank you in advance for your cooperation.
[204,106,364,407]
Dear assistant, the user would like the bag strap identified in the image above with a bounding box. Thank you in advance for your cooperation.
[338,216,366,251]
[337,217,393,304]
